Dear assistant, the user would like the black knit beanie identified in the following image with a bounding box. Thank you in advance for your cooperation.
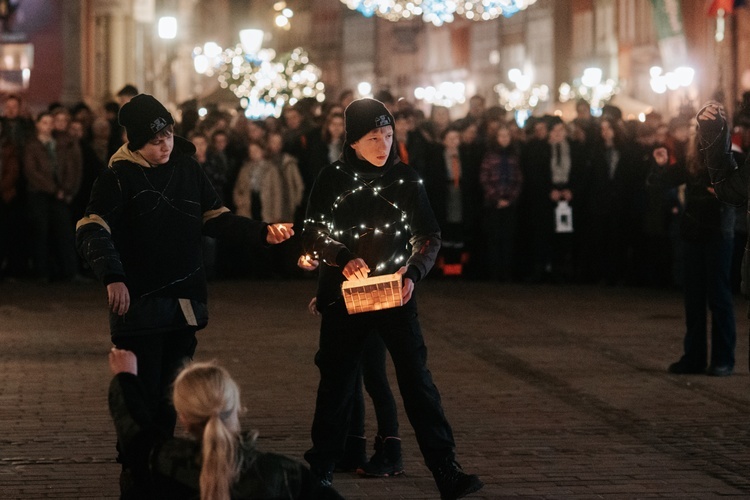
[118,94,175,151]
[344,98,394,144]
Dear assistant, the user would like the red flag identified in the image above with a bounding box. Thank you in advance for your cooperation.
[708,0,734,16]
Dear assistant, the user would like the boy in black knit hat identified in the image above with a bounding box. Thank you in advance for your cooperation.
[76,94,293,498]
[298,97,483,499]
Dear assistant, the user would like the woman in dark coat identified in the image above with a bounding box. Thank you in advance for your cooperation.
[519,116,587,282]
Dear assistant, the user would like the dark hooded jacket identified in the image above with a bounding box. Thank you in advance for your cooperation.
[76,136,269,338]
[301,141,441,311]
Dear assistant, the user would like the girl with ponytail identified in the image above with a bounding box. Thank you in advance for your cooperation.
[108,348,343,499]
[173,362,241,500]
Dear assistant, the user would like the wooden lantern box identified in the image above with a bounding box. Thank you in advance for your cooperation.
[342,273,403,314]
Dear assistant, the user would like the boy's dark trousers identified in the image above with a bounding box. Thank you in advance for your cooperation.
[305,297,456,473]
[114,326,198,499]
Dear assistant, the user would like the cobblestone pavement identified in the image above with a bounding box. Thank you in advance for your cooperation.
[1,279,750,499]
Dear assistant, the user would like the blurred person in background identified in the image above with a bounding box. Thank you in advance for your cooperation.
[24,111,81,282]
[582,118,640,285]
[0,132,20,281]
[520,116,587,283]
[266,131,305,278]
[0,94,32,279]
[479,124,522,281]
[191,130,229,280]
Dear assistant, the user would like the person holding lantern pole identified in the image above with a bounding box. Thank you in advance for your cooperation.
[76,93,293,498]
[298,97,483,499]
[697,100,750,373]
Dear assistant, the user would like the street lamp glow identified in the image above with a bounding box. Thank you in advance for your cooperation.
[193,54,209,74]
[650,66,662,78]
[665,72,681,90]
[515,74,531,91]
[158,16,177,40]
[357,81,372,97]
[239,29,264,55]
[674,66,695,86]
[581,67,602,88]
[275,15,289,28]
[650,78,667,94]
[204,42,222,58]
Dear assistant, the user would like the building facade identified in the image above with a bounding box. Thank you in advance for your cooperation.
[12,0,750,122]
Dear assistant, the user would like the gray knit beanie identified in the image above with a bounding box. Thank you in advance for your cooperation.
[118,94,175,151]
[344,98,394,144]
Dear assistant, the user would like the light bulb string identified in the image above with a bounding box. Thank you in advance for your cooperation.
[302,172,421,271]
[334,165,423,219]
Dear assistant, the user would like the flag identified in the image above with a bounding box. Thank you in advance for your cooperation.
[708,0,746,16]
[651,0,688,66]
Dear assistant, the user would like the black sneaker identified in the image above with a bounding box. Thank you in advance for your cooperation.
[707,365,733,377]
[431,458,483,500]
[357,436,404,477]
[312,464,335,488]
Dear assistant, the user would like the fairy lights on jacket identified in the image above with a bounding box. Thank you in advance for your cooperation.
[303,164,424,273]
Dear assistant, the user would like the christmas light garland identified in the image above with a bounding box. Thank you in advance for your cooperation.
[303,167,424,272]
[195,44,325,117]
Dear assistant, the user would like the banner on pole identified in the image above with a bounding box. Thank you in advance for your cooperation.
[650,0,688,66]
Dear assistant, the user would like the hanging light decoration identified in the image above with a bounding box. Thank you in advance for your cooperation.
[558,67,620,116]
[340,0,537,25]
[194,43,325,118]
[494,68,549,127]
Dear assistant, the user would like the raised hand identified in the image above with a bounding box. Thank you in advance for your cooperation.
[266,223,294,244]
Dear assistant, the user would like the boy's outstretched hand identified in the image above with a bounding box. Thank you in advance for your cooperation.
[267,223,294,244]
[297,254,319,271]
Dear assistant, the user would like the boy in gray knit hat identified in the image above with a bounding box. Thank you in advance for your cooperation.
[299,98,483,499]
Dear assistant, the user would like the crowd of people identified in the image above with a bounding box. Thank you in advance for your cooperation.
[2,85,750,290]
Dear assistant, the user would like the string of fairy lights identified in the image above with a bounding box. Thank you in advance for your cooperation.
[340,0,538,26]
[304,167,425,273]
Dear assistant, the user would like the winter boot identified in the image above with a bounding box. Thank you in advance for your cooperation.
[335,435,367,472]
[431,457,483,499]
[357,435,404,477]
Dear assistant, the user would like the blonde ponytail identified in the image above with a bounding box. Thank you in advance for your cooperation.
[200,414,239,500]
[173,362,242,500]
